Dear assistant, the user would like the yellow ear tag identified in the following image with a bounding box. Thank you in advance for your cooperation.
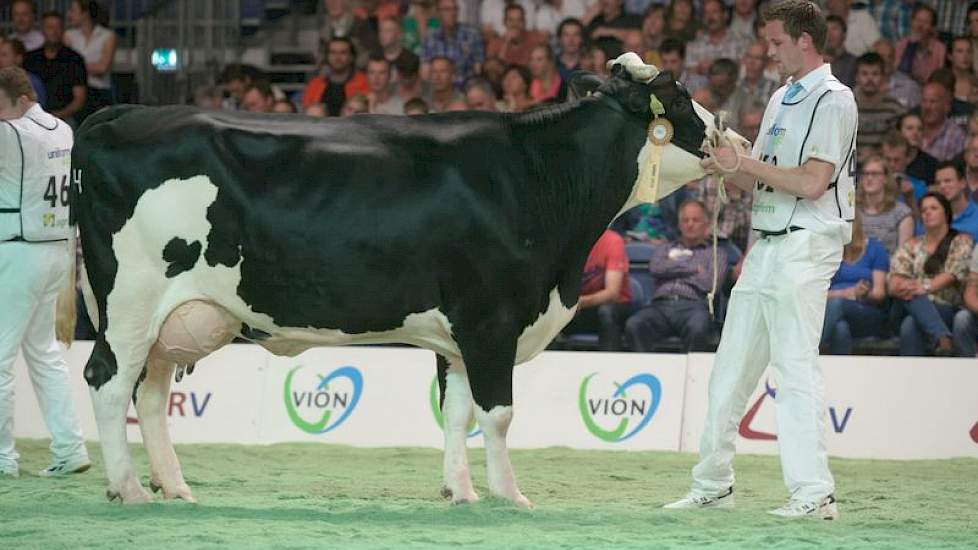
[649,94,666,117]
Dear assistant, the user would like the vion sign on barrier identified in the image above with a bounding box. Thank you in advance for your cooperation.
[578,372,662,443]
[283,365,363,435]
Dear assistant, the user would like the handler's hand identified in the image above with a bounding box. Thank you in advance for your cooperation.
[701,146,740,174]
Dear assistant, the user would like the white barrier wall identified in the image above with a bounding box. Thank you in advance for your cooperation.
[12,343,978,459]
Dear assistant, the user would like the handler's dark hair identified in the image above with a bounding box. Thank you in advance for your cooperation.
[761,0,827,54]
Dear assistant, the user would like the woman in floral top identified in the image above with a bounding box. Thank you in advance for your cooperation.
[889,192,974,356]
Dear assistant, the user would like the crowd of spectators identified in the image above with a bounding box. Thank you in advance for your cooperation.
[6,0,978,357]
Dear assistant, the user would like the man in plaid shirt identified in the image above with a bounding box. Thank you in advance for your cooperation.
[421,0,484,86]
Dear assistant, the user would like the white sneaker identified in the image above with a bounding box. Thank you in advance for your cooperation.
[38,456,91,477]
[663,487,735,509]
[0,463,18,478]
[768,495,839,520]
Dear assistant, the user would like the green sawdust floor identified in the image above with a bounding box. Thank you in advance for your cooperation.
[1,440,976,549]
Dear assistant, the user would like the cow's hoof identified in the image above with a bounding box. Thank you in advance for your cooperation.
[106,489,121,502]
[164,485,197,503]
[440,486,453,500]
[123,487,153,505]
[512,494,533,509]
[150,479,163,493]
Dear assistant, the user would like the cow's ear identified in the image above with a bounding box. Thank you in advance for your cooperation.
[569,71,603,100]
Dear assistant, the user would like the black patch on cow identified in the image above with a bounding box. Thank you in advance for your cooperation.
[131,366,148,405]
[83,335,119,390]
[162,237,202,278]
[240,323,270,341]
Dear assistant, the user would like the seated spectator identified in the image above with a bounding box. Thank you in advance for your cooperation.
[554,18,585,87]
[240,80,276,113]
[304,103,327,117]
[854,52,905,157]
[534,0,589,36]
[860,155,915,256]
[218,63,263,110]
[272,99,297,113]
[23,11,87,124]
[706,58,748,123]
[487,4,548,68]
[528,44,562,104]
[962,134,978,202]
[625,200,725,353]
[365,54,404,114]
[894,4,945,85]
[402,0,439,55]
[917,161,978,241]
[927,69,977,130]
[872,38,921,110]
[663,0,698,44]
[0,38,46,107]
[955,242,978,356]
[500,64,533,112]
[394,53,429,102]
[319,0,379,68]
[821,211,890,355]
[423,56,466,112]
[480,0,535,42]
[7,0,43,51]
[636,5,666,67]
[826,0,880,56]
[302,37,370,116]
[889,192,974,356]
[685,0,749,76]
[378,16,420,83]
[658,37,707,95]
[463,77,500,111]
[898,112,939,184]
[65,0,116,124]
[583,0,641,60]
[949,37,978,104]
[340,93,369,116]
[581,44,610,77]
[739,41,779,107]
[882,131,927,214]
[192,85,222,109]
[823,14,855,88]
[404,96,429,115]
[728,0,757,42]
[561,229,633,351]
[422,0,484,86]
[873,0,912,41]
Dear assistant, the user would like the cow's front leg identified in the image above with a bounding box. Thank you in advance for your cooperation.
[87,340,151,504]
[135,359,195,502]
[473,403,530,508]
[440,356,479,504]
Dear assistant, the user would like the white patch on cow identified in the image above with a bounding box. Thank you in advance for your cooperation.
[474,404,531,508]
[514,286,576,364]
[442,369,479,503]
[608,52,659,83]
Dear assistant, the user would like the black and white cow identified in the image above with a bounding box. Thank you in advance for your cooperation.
[67,53,746,505]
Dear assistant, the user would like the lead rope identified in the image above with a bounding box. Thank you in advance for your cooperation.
[703,112,740,319]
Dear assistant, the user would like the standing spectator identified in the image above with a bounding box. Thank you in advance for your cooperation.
[319,0,379,68]
[64,0,115,123]
[562,229,633,351]
[826,0,880,56]
[659,38,707,95]
[624,200,726,353]
[882,130,928,213]
[239,81,276,113]
[487,4,548,68]
[664,0,698,44]
[898,112,939,183]
[500,64,533,112]
[0,38,45,107]
[366,54,404,114]
[872,38,921,109]
[873,0,914,42]
[706,58,748,122]
[301,37,370,116]
[423,56,466,112]
[534,0,589,36]
[555,18,586,87]
[919,82,967,163]
[584,0,642,60]
[739,41,778,105]
[378,16,419,83]
[889,192,974,356]
[528,44,563,104]
[22,12,86,125]
[894,4,945,86]
[948,37,978,104]
[729,0,758,42]
[853,52,905,156]
[686,0,749,76]
[820,211,890,355]
[926,161,978,241]
[858,154,914,255]
[7,0,43,51]
[421,0,484,85]
[963,135,978,203]
[823,15,855,88]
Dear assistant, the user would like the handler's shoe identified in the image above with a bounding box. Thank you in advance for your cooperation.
[38,456,91,477]
[663,487,734,509]
[768,495,839,520]
[0,463,18,478]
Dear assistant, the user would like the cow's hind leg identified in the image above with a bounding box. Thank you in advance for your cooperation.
[135,359,194,502]
[439,355,479,504]
[86,336,152,504]
[461,330,531,508]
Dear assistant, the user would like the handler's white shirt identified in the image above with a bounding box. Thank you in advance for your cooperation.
[750,63,857,244]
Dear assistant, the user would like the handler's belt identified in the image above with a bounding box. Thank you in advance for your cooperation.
[758,225,806,239]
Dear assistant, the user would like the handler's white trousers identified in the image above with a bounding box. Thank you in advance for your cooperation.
[691,229,842,502]
[0,240,87,467]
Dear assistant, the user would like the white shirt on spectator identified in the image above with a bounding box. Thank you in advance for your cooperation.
[534,0,590,35]
[64,24,114,90]
[844,9,881,56]
[9,29,43,51]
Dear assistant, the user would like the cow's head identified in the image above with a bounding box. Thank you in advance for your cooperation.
[573,52,750,204]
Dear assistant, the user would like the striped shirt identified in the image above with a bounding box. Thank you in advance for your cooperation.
[925,0,967,39]
[874,0,912,41]
[860,202,911,256]
[649,239,728,302]
[855,92,905,151]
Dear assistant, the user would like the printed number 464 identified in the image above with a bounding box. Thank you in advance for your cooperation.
[44,175,69,207]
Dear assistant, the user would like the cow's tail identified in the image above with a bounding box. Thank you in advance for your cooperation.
[55,229,77,345]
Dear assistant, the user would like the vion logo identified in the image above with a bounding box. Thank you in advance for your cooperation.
[284,365,363,434]
[428,376,481,438]
[578,372,661,442]
[739,379,853,440]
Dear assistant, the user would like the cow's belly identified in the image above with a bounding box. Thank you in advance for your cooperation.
[514,287,576,364]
